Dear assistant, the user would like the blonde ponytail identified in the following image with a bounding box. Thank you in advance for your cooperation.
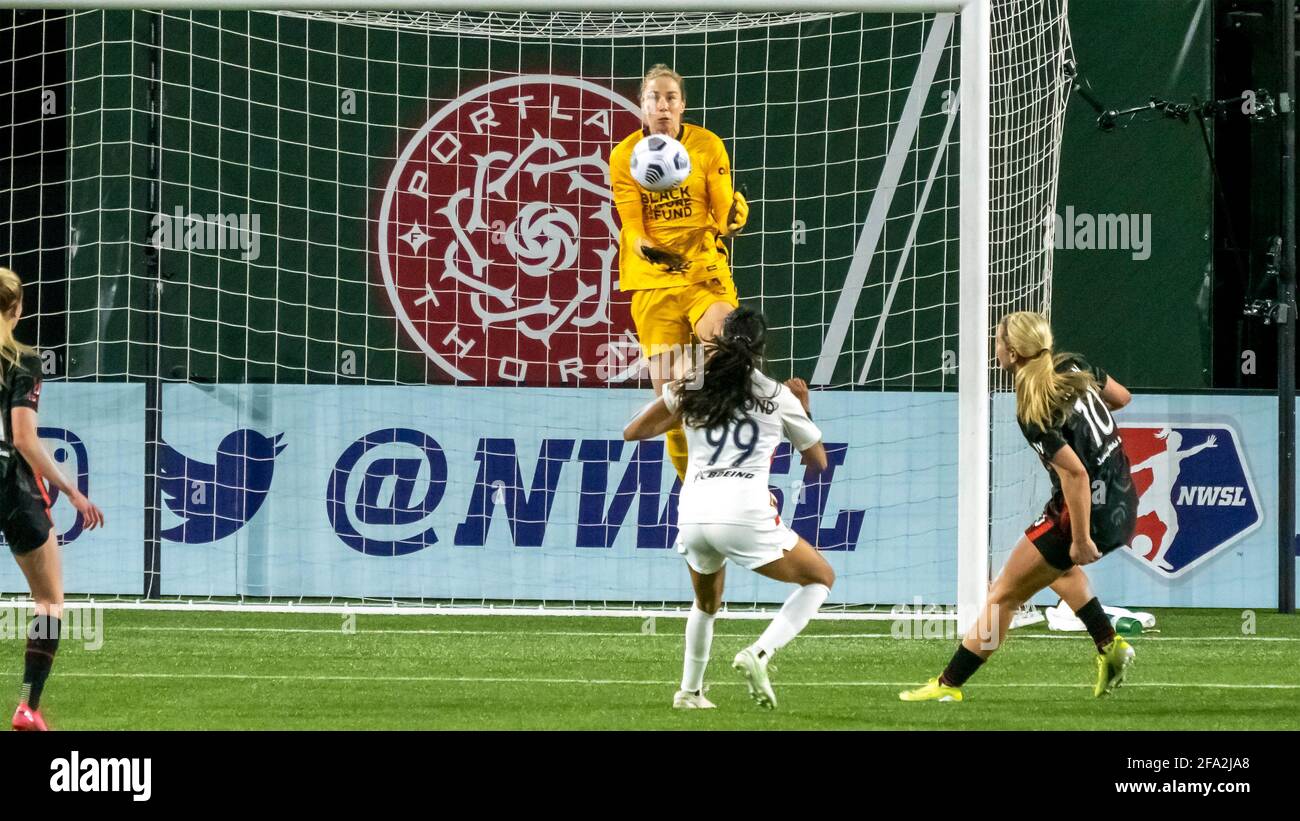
[1001,311,1096,429]
[0,268,36,385]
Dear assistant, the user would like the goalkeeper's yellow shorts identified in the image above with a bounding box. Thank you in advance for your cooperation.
[629,275,739,359]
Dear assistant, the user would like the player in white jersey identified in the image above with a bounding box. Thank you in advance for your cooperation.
[623,307,834,710]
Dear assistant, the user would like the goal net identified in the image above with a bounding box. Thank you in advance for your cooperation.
[0,2,1071,619]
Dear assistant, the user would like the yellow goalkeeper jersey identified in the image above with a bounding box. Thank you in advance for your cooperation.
[609,124,736,291]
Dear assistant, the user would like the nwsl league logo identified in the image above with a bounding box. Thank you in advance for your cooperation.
[1120,423,1261,579]
[377,75,643,386]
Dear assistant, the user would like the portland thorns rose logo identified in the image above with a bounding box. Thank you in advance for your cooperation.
[378,75,643,385]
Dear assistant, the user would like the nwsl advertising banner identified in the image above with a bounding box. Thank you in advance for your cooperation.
[0,384,145,594]
[0,386,1291,608]
[157,386,927,605]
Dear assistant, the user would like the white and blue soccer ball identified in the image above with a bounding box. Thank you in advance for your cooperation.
[630,134,691,192]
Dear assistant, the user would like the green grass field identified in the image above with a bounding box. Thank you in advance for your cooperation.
[8,607,1299,730]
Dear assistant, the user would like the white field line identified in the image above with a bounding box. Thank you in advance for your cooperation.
[53,671,1300,690]
[0,600,934,621]
[118,625,1300,642]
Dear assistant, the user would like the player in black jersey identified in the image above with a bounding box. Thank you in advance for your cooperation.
[901,311,1137,702]
[0,268,105,731]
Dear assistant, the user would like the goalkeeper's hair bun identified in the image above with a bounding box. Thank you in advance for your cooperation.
[722,307,766,353]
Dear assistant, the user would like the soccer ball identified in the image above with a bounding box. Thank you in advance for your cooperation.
[630,134,691,192]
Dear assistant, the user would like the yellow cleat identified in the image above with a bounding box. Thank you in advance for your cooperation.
[1094,635,1135,697]
[899,676,963,702]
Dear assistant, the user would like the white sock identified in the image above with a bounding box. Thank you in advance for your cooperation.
[680,604,716,693]
[754,583,830,658]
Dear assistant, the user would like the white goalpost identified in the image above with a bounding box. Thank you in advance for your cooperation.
[956,0,990,635]
[0,1,1071,626]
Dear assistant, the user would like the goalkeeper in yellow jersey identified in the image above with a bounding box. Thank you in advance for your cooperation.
[609,64,750,483]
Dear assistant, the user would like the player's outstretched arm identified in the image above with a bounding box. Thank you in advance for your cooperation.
[706,137,747,238]
[1099,375,1131,411]
[1129,452,1158,473]
[623,396,681,441]
[783,378,827,472]
[11,406,105,530]
[800,442,828,473]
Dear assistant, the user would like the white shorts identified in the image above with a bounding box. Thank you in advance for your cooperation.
[675,518,800,575]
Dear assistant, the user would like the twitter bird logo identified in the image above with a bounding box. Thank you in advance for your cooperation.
[159,430,287,543]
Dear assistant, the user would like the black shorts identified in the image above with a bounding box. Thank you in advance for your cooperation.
[1024,491,1138,572]
[2,475,53,555]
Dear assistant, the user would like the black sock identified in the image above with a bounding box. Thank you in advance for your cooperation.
[1074,597,1115,653]
[939,644,985,688]
[22,615,60,710]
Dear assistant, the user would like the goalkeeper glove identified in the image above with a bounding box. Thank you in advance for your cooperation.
[724,188,749,236]
[639,240,690,272]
